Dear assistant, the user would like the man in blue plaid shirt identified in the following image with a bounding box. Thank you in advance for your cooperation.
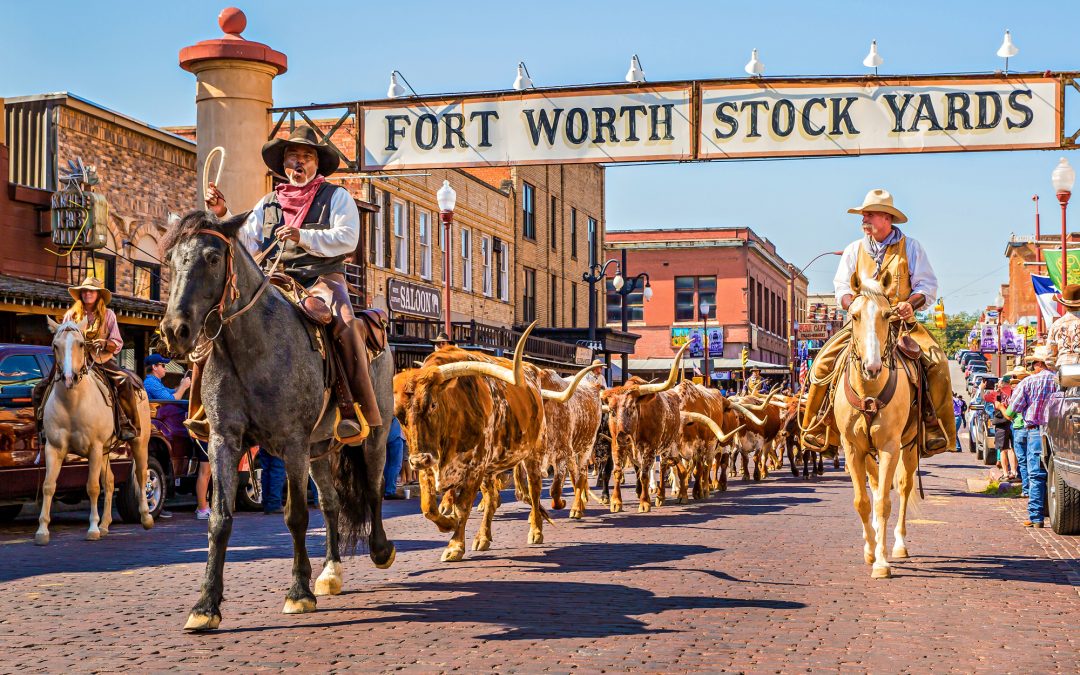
[1005,346,1059,528]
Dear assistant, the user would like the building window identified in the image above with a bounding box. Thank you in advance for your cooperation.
[393,199,408,274]
[133,262,160,301]
[549,195,557,250]
[92,255,116,292]
[482,235,492,297]
[418,209,432,280]
[674,276,716,322]
[523,182,536,240]
[571,209,579,260]
[499,240,510,302]
[460,228,472,292]
[372,197,386,268]
[607,278,643,323]
[586,216,596,263]
[523,268,537,323]
[571,282,578,326]
[549,273,558,326]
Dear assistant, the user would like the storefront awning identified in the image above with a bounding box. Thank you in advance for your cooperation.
[0,273,164,325]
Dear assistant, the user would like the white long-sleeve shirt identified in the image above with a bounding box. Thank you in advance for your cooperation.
[833,235,937,307]
[232,186,361,258]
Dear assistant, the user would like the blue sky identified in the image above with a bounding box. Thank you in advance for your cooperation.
[5,0,1079,311]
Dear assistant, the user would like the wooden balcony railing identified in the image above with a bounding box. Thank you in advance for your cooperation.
[387,317,583,366]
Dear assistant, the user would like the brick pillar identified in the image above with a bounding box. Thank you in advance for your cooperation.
[179,7,287,211]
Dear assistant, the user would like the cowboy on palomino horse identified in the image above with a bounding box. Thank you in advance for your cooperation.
[200,124,381,443]
[32,277,144,443]
[800,188,955,456]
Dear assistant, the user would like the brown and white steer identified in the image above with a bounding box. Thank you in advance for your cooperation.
[540,364,605,519]
[671,383,749,501]
[728,387,796,481]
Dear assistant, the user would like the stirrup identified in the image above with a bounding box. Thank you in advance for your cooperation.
[334,403,370,446]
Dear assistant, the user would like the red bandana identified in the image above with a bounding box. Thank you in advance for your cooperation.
[274,175,326,230]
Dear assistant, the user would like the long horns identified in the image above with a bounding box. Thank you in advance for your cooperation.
[728,398,766,427]
[681,411,744,444]
[434,321,536,386]
[638,343,689,395]
[541,362,604,401]
[737,385,780,413]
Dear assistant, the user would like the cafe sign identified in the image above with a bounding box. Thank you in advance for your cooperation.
[387,278,441,320]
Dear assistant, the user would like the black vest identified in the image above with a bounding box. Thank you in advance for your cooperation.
[260,182,348,284]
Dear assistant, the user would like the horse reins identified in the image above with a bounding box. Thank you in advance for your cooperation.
[195,228,284,342]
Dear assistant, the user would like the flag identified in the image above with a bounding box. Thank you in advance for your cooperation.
[1031,274,1062,326]
[1041,249,1080,291]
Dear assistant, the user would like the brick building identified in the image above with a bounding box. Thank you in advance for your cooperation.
[1000,233,1080,327]
[2,93,196,364]
[604,227,808,383]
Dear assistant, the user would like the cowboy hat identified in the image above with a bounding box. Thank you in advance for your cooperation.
[847,188,908,224]
[68,277,112,305]
[1005,364,1030,380]
[1024,345,1055,367]
[261,125,340,179]
[432,331,454,345]
[1056,284,1080,310]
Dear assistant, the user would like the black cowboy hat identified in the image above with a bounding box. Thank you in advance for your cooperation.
[432,331,454,345]
[261,125,340,179]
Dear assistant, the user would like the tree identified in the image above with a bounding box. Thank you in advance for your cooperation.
[921,311,980,355]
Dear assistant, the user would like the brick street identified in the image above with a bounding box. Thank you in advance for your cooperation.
[0,447,1077,674]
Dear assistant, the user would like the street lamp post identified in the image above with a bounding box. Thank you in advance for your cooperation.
[699,299,711,387]
[787,251,844,390]
[1052,157,1075,295]
[613,248,652,384]
[582,258,621,346]
[436,180,457,338]
[1033,194,1044,337]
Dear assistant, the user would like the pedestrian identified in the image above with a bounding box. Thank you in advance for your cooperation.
[431,331,454,352]
[384,418,406,500]
[1048,284,1080,366]
[989,381,1014,478]
[260,449,286,514]
[952,392,967,452]
[1003,346,1058,528]
[143,354,192,401]
[191,439,212,520]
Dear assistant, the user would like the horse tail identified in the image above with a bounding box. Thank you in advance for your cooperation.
[335,441,374,553]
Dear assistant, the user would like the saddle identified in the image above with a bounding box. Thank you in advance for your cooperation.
[268,273,388,357]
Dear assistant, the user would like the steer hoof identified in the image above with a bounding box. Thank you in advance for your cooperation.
[528,530,544,545]
[679,497,689,505]
[892,546,909,559]
[183,612,221,632]
[871,565,892,579]
[472,537,491,551]
[638,502,651,513]
[282,596,317,614]
[441,547,465,562]
[34,532,50,546]
[610,503,623,513]
[568,509,583,520]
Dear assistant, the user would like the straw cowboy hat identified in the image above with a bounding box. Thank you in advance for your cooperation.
[848,188,908,224]
[1056,284,1080,310]
[261,125,340,179]
[68,277,112,305]
[1006,364,1031,380]
[1024,345,1055,367]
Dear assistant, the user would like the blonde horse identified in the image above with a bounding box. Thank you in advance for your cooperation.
[833,276,919,579]
[36,319,153,545]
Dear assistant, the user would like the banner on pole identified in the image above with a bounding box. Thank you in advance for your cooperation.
[1041,249,1080,291]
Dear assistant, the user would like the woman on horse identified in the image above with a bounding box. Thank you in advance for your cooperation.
[33,277,143,441]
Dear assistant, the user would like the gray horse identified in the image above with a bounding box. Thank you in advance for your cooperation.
[160,210,395,632]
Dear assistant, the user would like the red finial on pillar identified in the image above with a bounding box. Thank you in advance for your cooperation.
[179,7,287,75]
[218,7,247,36]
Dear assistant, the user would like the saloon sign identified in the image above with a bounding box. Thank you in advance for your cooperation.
[387,278,441,320]
[355,73,1069,170]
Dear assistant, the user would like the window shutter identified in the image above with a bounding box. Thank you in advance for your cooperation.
[383,191,392,270]
[369,190,381,264]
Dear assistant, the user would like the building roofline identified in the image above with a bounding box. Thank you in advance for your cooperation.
[606,237,806,282]
[5,92,196,152]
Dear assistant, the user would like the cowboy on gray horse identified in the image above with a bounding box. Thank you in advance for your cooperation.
[201,125,381,442]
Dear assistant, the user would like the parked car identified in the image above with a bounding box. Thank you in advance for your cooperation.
[960,352,988,368]
[965,363,989,378]
[1041,365,1080,535]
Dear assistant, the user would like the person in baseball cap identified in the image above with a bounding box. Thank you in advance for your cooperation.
[144,353,190,402]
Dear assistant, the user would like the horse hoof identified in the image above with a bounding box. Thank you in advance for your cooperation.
[98,527,109,537]
[141,515,154,530]
[34,533,50,546]
[871,565,892,579]
[373,544,397,570]
[892,546,909,559]
[183,613,221,632]
[441,547,465,562]
[314,562,343,596]
[85,530,100,541]
[528,531,544,545]
[472,538,491,551]
[282,597,317,614]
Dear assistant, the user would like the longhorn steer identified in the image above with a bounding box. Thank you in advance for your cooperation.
[672,383,748,501]
[540,365,605,519]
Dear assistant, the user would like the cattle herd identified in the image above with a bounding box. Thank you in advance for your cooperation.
[394,324,826,563]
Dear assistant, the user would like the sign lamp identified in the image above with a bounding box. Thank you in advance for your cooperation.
[744,49,764,76]
[513,62,534,90]
[625,55,646,83]
[996,30,1018,74]
[863,40,883,75]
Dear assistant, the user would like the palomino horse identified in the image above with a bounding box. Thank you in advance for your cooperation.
[36,319,153,545]
[160,211,396,632]
[833,276,919,579]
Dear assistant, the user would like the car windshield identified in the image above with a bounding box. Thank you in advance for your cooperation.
[0,354,43,389]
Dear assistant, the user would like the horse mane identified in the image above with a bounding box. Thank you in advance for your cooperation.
[162,209,250,254]
[858,277,890,306]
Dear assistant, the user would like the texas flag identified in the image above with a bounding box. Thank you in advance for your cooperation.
[1031,274,1062,325]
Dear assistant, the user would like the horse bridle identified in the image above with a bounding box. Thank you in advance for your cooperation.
[195,228,278,342]
[54,324,91,384]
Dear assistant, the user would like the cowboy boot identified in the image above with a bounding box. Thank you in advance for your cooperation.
[334,318,383,444]
[183,361,210,441]
[32,374,52,447]
[112,374,140,442]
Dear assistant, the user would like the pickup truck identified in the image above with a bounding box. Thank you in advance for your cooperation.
[1042,364,1080,535]
[0,343,262,523]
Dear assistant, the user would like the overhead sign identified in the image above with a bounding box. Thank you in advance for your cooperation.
[363,84,694,170]
[341,74,1068,170]
[671,327,723,357]
[387,278,441,320]
[699,77,1059,159]
[798,322,831,340]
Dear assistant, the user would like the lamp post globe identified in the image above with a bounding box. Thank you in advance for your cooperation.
[643,283,653,301]
[1053,158,1075,291]
[437,180,457,336]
